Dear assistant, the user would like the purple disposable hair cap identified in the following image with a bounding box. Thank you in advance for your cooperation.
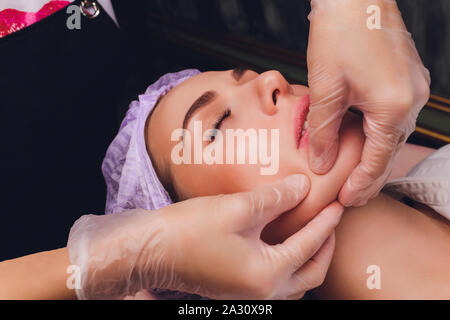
[102,69,201,214]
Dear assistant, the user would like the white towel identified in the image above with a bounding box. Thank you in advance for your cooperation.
[383,144,450,220]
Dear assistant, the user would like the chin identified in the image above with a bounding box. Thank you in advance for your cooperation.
[262,112,365,244]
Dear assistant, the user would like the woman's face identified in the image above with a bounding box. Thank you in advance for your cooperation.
[147,69,364,244]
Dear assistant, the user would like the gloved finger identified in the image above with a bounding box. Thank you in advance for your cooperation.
[307,73,348,175]
[231,174,310,232]
[123,289,157,300]
[275,201,343,273]
[338,123,401,206]
[285,232,335,299]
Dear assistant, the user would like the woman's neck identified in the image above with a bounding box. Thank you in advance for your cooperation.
[317,192,450,299]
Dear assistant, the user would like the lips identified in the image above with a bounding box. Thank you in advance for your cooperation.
[293,95,310,149]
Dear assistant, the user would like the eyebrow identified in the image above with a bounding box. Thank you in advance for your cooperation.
[182,68,249,130]
[231,66,249,82]
[182,90,218,130]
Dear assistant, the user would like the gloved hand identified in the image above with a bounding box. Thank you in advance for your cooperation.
[307,0,431,206]
[67,174,343,300]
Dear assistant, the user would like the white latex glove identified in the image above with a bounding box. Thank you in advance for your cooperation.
[67,174,343,300]
[307,0,431,206]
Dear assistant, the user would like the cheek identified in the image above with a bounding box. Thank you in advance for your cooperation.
[173,112,364,245]
[174,126,290,197]
[262,112,364,244]
[175,162,288,199]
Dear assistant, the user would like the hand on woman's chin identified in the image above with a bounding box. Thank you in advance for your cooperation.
[262,111,365,245]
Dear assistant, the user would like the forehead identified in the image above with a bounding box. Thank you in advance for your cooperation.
[152,70,227,130]
[164,71,225,109]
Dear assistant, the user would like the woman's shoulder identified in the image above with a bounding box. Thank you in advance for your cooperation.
[388,143,436,180]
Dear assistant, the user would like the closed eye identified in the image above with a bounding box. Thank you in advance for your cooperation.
[208,109,231,142]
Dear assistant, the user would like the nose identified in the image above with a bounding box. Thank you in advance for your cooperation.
[255,70,289,115]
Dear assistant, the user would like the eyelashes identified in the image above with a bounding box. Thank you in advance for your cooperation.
[208,108,231,142]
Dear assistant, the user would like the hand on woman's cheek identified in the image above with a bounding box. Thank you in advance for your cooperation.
[171,112,364,245]
[148,71,364,245]
[261,112,364,244]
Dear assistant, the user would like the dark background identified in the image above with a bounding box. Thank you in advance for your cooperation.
[115,0,450,147]
[117,0,449,96]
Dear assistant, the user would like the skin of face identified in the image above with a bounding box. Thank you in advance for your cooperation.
[146,69,365,244]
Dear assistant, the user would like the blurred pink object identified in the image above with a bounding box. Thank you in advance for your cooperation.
[0,1,70,38]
